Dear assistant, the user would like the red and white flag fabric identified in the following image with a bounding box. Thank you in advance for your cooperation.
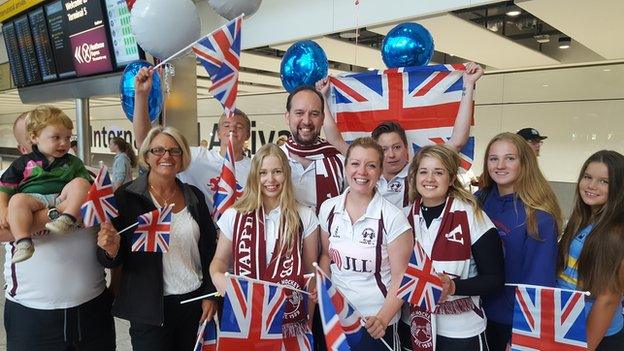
[130,204,173,253]
[330,64,474,170]
[512,285,587,351]
[397,240,443,312]
[193,15,242,117]
[218,274,287,350]
[194,319,217,351]
[80,165,119,227]
[212,134,241,221]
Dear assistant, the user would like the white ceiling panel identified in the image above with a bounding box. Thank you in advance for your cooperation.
[370,13,559,69]
[517,0,624,59]
[272,37,386,70]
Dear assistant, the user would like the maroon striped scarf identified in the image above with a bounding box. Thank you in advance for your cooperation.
[231,209,308,337]
[285,137,344,213]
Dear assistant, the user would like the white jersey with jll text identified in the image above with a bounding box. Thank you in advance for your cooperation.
[319,189,411,324]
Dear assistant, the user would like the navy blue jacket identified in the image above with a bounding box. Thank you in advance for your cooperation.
[477,186,558,325]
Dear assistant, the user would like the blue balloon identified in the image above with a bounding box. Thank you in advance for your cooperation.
[280,40,328,93]
[120,60,163,122]
[381,23,434,68]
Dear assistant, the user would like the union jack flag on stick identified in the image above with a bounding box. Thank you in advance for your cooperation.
[212,133,240,221]
[192,15,242,117]
[397,240,443,312]
[511,284,588,351]
[80,165,118,227]
[194,319,217,351]
[330,64,474,170]
[218,273,287,350]
[130,204,173,253]
[315,264,392,351]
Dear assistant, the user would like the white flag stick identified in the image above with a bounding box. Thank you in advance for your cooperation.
[181,291,220,304]
[193,319,208,350]
[505,283,591,296]
[225,272,310,295]
[312,263,393,351]
[116,222,138,236]
[153,14,244,70]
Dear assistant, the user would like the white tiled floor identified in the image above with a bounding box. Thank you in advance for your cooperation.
[0,245,133,351]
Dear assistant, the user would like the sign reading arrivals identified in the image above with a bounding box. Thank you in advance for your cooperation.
[63,0,113,76]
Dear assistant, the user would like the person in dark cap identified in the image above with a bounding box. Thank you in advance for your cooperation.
[517,127,547,156]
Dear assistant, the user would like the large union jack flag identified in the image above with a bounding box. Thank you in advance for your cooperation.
[330,64,474,170]
[212,134,240,221]
[193,15,242,117]
[80,166,118,227]
[131,204,173,253]
[218,275,287,350]
[397,240,443,312]
[511,285,587,351]
[194,319,217,351]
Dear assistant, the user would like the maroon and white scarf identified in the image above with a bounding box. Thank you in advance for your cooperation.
[231,209,308,337]
[407,197,489,351]
[285,137,343,212]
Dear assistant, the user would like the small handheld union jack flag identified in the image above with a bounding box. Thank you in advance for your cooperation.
[396,240,443,312]
[194,319,217,351]
[131,204,173,253]
[511,285,587,351]
[212,134,239,221]
[193,15,242,118]
[80,166,118,227]
[218,274,287,350]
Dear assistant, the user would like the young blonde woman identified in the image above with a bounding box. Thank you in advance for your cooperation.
[318,137,413,350]
[558,150,624,350]
[210,143,319,348]
[406,145,504,351]
[477,133,562,350]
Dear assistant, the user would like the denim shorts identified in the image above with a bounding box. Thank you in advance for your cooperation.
[24,193,61,208]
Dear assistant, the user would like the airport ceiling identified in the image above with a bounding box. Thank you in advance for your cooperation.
[0,0,621,115]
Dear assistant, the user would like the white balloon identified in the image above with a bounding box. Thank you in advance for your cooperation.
[131,0,201,59]
[207,0,262,20]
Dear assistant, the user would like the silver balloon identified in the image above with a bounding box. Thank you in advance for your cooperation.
[131,0,201,59]
[207,0,262,20]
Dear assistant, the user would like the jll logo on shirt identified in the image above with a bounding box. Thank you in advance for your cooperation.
[343,256,373,273]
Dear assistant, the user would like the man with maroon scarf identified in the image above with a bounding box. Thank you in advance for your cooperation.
[281,86,345,214]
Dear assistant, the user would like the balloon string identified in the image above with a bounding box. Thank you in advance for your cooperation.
[354,0,360,66]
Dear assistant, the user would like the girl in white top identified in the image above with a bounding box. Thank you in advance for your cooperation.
[318,137,413,350]
[210,143,319,349]
[406,145,504,351]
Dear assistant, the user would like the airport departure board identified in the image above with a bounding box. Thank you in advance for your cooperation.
[14,14,42,85]
[45,0,76,78]
[28,7,57,81]
[105,0,140,68]
[3,0,141,87]
[2,21,27,87]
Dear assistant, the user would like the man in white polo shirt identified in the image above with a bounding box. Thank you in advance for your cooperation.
[2,110,115,351]
[132,68,251,215]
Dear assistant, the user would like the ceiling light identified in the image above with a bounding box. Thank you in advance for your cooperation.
[506,9,521,16]
[534,34,550,44]
[339,31,359,39]
[558,36,571,49]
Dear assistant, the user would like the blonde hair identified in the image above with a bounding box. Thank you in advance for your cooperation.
[27,106,73,138]
[138,126,191,171]
[345,137,384,169]
[408,144,483,220]
[234,143,300,253]
[480,133,562,240]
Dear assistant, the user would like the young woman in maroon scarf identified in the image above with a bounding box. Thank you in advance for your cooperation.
[405,145,504,351]
[210,143,319,348]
